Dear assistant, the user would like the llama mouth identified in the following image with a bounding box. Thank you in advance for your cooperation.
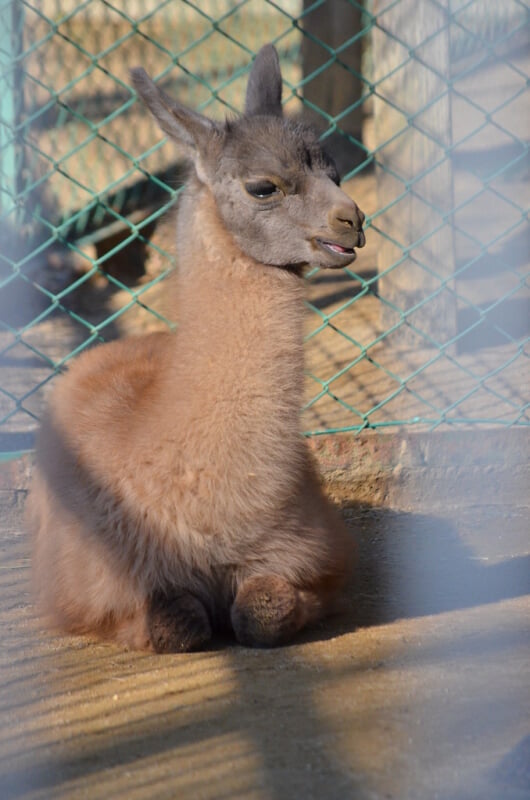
[315,239,356,259]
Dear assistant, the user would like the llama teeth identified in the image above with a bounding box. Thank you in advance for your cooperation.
[317,239,355,255]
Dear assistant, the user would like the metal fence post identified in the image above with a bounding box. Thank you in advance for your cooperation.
[373,0,456,345]
[301,0,365,175]
[0,0,24,225]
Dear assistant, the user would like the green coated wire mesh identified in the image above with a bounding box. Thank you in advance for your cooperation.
[0,0,528,458]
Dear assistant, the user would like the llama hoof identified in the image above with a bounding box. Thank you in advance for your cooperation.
[147,592,212,653]
[231,575,304,648]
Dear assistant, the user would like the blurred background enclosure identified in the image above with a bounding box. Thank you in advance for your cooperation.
[0,0,528,455]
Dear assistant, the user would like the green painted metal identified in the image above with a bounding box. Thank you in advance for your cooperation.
[0,0,528,457]
[0,0,23,217]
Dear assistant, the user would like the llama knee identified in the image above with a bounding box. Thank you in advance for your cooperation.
[147,591,212,653]
[230,575,320,648]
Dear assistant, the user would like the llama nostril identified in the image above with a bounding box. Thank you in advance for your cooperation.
[331,203,364,232]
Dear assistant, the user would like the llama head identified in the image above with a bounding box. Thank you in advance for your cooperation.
[131,44,365,270]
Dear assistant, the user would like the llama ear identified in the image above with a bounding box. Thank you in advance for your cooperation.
[244,44,283,117]
[131,68,219,155]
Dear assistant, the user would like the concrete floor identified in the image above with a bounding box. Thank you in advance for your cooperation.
[0,447,528,800]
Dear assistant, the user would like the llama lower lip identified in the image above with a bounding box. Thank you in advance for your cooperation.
[316,239,355,257]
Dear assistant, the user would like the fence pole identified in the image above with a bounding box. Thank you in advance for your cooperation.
[0,0,24,225]
[301,0,364,175]
[373,0,456,345]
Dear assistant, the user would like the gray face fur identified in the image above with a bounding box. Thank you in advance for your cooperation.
[131,44,365,270]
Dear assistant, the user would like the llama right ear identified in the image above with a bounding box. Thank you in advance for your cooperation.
[131,68,219,156]
[244,44,283,117]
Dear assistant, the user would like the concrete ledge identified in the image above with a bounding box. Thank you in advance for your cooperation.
[308,429,529,510]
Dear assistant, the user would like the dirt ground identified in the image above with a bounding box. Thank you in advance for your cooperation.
[0,434,528,800]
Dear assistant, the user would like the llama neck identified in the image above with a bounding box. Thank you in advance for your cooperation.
[168,182,306,436]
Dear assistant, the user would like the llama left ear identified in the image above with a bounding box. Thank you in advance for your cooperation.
[244,44,283,118]
[131,67,220,154]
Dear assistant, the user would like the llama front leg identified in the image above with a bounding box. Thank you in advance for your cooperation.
[230,575,322,647]
[147,590,212,653]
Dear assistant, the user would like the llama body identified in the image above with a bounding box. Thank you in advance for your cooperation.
[28,45,365,651]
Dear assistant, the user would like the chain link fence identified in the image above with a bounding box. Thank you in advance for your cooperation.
[0,0,528,457]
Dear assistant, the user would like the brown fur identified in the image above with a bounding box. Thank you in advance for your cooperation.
[27,45,365,651]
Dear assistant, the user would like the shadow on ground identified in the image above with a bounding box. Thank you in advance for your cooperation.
[223,506,530,800]
[1,496,528,800]
[336,506,530,633]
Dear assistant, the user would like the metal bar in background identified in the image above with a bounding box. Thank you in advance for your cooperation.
[0,0,24,223]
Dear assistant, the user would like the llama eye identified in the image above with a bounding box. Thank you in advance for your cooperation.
[245,180,281,199]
